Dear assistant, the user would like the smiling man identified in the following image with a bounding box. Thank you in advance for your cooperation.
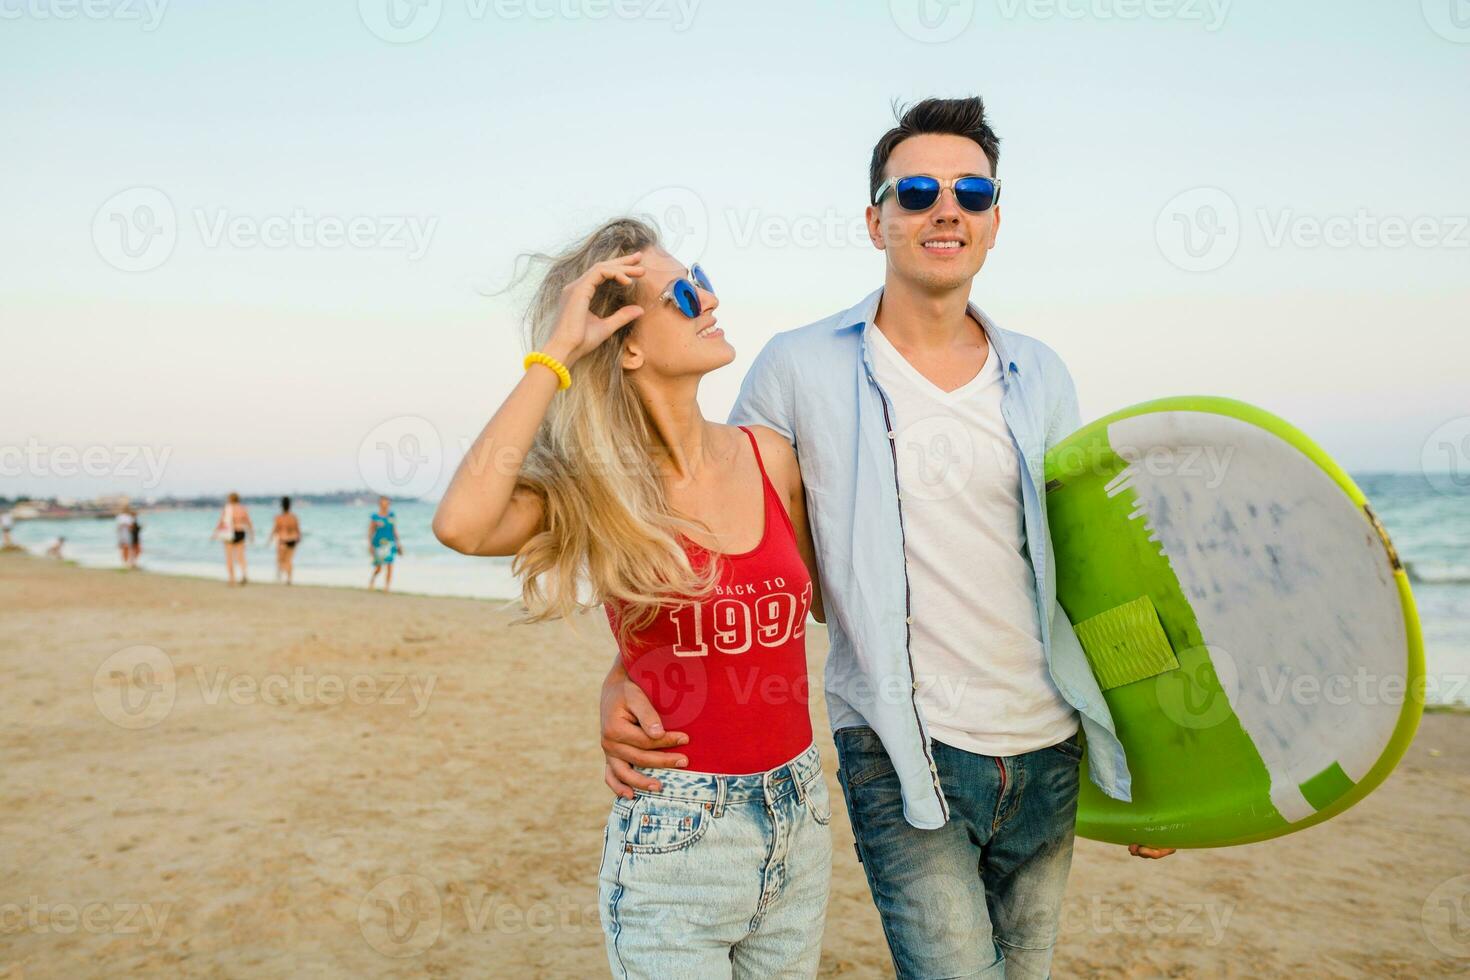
[601,97,1172,978]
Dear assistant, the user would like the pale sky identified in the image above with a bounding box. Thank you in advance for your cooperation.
[3,0,1467,499]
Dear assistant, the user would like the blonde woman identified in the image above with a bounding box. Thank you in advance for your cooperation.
[433,218,832,977]
[214,492,253,585]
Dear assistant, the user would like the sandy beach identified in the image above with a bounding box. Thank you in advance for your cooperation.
[3,551,1468,978]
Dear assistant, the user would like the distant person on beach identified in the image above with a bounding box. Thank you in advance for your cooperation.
[114,508,136,568]
[45,536,64,559]
[434,218,830,976]
[368,496,402,592]
[127,507,142,569]
[1,510,14,549]
[268,496,302,585]
[214,492,253,585]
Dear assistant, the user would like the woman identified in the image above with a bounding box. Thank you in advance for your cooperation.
[433,218,832,977]
[269,496,302,584]
[368,496,403,591]
[127,508,142,569]
[115,508,135,568]
[214,492,253,585]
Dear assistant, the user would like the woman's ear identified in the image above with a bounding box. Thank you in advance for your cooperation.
[620,338,644,371]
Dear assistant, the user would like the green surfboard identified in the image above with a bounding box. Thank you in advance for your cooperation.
[1046,397,1424,848]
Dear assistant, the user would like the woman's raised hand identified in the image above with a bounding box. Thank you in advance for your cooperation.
[544,252,646,367]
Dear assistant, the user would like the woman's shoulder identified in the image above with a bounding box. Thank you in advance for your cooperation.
[740,423,799,490]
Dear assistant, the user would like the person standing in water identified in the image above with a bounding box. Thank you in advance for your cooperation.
[215,492,253,585]
[115,508,136,568]
[368,496,403,592]
[268,496,302,584]
[127,507,142,569]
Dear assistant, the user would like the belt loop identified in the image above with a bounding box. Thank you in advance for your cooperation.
[791,762,809,805]
[713,776,727,818]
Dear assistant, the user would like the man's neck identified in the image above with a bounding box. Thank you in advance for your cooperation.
[873,274,977,351]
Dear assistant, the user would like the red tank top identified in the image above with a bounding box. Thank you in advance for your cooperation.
[605,427,814,775]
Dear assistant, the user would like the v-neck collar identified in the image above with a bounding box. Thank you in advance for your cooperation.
[866,316,1000,402]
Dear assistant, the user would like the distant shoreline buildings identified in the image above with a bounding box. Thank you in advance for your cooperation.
[0,491,384,521]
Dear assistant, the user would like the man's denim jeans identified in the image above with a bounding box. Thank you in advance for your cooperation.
[835,726,1082,979]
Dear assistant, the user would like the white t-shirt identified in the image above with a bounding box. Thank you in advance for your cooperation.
[867,322,1078,757]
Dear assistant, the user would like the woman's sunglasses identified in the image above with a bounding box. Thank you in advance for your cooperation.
[659,263,715,319]
[872,174,1002,214]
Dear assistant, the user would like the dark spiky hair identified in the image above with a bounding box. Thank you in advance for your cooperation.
[869,97,1001,204]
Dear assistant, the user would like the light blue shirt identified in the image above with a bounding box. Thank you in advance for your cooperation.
[729,287,1132,830]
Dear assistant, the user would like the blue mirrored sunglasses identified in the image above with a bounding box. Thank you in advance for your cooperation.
[659,263,715,319]
[873,174,1001,214]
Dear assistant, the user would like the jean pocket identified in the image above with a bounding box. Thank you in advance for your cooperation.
[803,773,833,826]
[621,797,710,855]
[1048,731,1085,762]
[834,726,896,789]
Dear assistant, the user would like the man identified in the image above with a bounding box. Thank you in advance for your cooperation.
[600,97,1172,978]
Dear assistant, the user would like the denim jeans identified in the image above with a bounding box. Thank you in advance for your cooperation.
[598,743,833,979]
[835,726,1082,979]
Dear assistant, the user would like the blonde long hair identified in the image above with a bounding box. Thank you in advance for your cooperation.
[511,217,718,636]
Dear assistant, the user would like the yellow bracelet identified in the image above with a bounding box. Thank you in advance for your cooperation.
[524,351,572,390]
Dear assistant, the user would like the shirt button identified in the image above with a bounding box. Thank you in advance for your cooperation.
[905,616,914,625]
[887,430,896,439]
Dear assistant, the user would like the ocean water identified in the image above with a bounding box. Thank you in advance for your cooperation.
[10,499,522,603]
[10,474,1468,703]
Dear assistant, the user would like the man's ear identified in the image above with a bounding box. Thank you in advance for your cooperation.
[865,204,887,251]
